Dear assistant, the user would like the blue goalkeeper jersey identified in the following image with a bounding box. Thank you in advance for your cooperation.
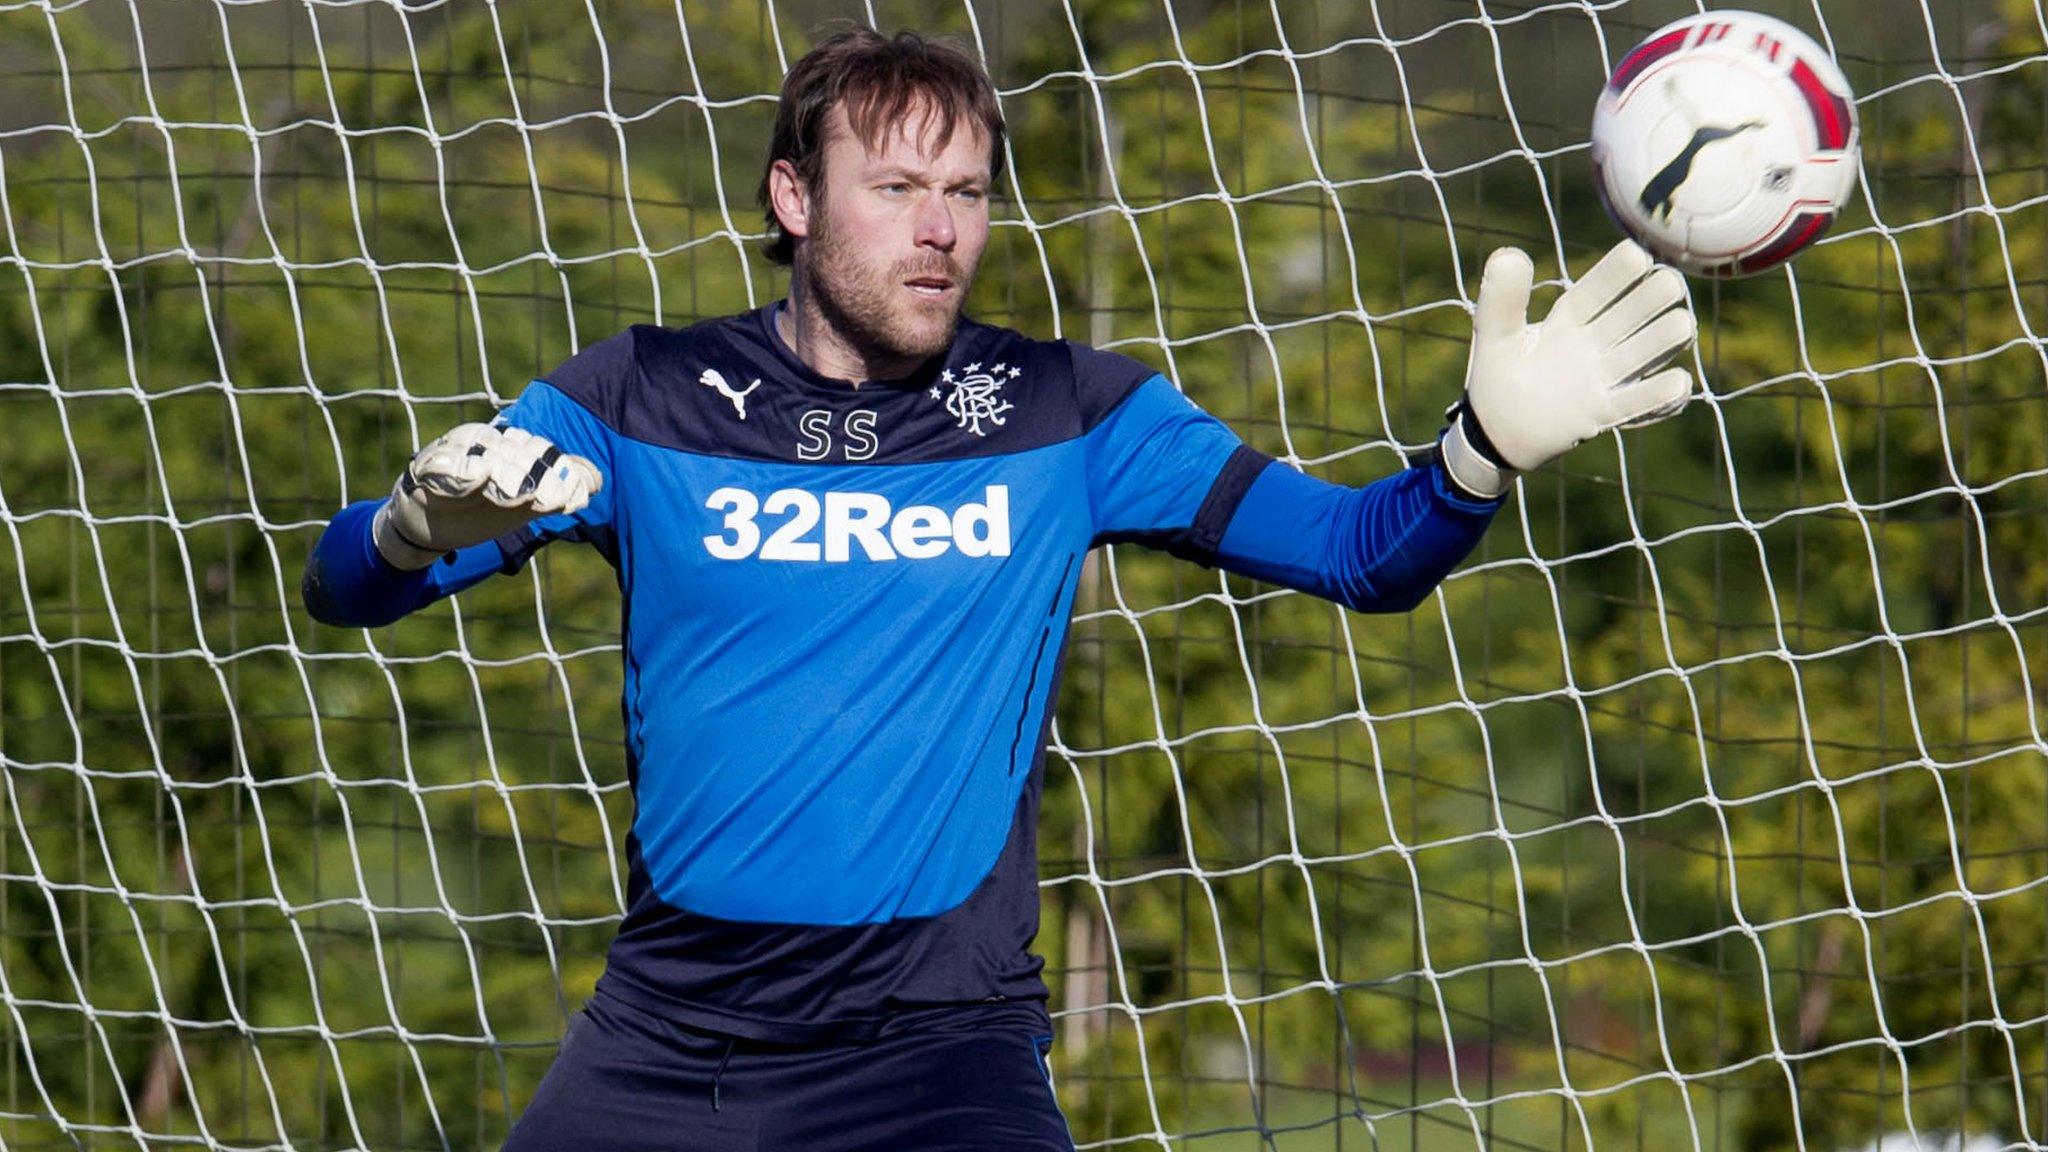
[303,303,1500,1042]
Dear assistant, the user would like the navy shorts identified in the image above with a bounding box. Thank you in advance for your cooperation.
[502,991,1075,1151]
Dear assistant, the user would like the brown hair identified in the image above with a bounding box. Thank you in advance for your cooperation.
[758,28,1007,266]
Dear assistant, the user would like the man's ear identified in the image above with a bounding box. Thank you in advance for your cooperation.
[768,159,812,245]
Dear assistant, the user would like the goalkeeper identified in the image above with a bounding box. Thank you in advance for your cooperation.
[301,28,1695,1152]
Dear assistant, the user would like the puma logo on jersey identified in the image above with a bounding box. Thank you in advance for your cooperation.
[703,486,1010,562]
[699,368,762,420]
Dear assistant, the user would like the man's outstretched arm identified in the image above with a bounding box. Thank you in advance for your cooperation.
[1213,239,1695,611]
[1085,239,1695,612]
[302,369,619,628]
[1210,455,1499,614]
[302,496,517,628]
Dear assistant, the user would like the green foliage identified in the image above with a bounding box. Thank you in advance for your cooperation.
[1,1,2043,1150]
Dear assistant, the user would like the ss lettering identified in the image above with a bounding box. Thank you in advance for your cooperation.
[794,409,879,461]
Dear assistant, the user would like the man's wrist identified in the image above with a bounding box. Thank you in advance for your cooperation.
[371,500,447,571]
[1438,406,1515,501]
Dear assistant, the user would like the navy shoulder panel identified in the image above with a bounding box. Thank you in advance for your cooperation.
[1065,341,1165,431]
[551,307,1105,465]
[537,327,641,429]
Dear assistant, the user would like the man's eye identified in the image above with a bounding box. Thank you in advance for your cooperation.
[953,188,986,203]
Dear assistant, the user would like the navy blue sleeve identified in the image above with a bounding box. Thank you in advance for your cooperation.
[1213,456,1502,614]
[301,498,510,627]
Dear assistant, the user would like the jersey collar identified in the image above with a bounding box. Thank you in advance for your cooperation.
[757,301,962,396]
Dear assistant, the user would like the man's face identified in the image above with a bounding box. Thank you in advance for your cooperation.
[801,101,992,367]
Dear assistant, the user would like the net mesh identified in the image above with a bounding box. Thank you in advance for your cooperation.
[0,1,2045,1149]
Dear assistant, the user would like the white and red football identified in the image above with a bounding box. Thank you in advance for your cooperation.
[1591,11,1861,277]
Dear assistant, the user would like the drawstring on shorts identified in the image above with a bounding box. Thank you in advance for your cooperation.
[711,1038,736,1112]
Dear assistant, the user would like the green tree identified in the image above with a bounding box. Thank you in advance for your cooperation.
[0,2,2042,1150]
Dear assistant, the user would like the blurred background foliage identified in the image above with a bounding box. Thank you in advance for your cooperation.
[0,0,2043,1149]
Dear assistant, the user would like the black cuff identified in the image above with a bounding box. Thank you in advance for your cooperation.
[1448,397,1511,471]
[1185,445,1275,560]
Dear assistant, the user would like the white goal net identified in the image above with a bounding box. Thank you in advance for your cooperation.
[1,1,2044,1149]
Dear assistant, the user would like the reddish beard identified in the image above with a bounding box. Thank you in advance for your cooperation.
[802,196,972,370]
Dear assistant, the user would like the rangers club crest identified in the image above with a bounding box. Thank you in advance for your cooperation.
[928,362,1017,436]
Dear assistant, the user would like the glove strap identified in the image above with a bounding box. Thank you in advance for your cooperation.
[371,497,448,571]
[1438,400,1515,501]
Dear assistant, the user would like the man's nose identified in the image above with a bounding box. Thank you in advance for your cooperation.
[914,191,957,251]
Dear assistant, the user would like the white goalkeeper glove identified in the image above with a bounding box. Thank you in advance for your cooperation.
[1439,239,1697,500]
[371,423,603,570]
